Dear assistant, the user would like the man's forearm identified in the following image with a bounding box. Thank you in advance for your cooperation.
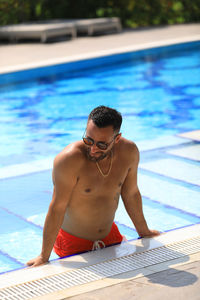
[41,208,64,261]
[124,190,150,236]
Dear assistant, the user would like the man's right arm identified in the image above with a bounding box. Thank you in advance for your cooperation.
[26,151,79,267]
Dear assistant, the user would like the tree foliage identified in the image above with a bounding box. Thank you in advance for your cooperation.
[0,0,200,26]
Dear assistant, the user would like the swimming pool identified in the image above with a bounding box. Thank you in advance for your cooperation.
[0,41,200,274]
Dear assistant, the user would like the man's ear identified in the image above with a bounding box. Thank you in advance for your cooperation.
[115,133,122,143]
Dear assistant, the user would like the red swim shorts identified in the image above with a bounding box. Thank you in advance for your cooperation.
[53,222,124,257]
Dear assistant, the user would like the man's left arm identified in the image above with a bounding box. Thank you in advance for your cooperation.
[121,144,160,238]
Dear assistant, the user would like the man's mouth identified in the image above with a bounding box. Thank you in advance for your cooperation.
[86,149,106,162]
[90,152,102,156]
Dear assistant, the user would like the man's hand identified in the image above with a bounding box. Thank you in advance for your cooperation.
[140,229,160,238]
[26,255,48,268]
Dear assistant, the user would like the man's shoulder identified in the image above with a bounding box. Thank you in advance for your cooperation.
[54,141,84,170]
[52,142,84,184]
[119,137,139,154]
[117,137,139,167]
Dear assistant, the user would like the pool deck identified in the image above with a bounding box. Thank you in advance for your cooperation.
[0,23,200,300]
[0,23,200,73]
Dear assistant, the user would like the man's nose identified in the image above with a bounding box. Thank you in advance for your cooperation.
[90,144,98,153]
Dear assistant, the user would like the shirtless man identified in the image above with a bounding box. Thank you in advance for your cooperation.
[27,106,159,267]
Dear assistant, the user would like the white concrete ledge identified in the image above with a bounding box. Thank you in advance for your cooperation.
[0,34,199,75]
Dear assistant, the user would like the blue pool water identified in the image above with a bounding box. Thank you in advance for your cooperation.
[0,41,200,274]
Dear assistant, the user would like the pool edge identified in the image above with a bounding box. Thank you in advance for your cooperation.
[0,223,199,298]
[0,34,200,75]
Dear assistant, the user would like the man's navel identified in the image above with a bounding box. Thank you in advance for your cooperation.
[85,188,91,193]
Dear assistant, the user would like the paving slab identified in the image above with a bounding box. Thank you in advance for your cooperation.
[66,261,200,300]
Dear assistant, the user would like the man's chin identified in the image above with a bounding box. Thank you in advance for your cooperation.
[87,152,106,162]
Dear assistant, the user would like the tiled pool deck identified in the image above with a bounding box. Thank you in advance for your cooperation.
[1,23,200,72]
[0,24,200,299]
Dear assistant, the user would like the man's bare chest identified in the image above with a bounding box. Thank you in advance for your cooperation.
[75,160,128,197]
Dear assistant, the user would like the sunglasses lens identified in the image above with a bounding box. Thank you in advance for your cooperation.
[96,142,107,150]
[83,138,93,146]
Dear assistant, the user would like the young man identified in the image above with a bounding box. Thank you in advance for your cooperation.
[27,106,159,267]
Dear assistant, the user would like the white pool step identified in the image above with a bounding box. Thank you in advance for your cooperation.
[0,158,54,179]
[138,173,200,216]
[140,158,200,186]
[178,130,200,142]
[167,144,200,161]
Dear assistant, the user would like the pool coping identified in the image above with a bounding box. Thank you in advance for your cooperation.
[0,223,199,299]
[0,34,200,75]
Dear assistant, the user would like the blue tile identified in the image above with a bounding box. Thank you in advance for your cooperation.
[115,222,138,240]
[142,197,200,232]
[0,171,53,219]
[0,208,43,264]
[115,195,200,235]
[0,252,23,274]
[138,173,200,216]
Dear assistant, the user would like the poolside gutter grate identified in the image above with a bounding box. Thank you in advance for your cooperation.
[1,236,200,300]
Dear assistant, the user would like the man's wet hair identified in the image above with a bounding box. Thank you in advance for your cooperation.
[88,106,122,133]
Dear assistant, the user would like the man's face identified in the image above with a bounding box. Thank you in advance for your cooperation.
[83,120,119,162]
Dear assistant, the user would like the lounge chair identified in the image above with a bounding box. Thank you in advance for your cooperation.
[0,18,122,43]
[0,21,76,43]
[71,17,122,35]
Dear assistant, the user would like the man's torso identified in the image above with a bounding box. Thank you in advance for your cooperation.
[57,139,135,240]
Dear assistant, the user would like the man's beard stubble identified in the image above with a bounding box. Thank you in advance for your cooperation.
[86,147,112,162]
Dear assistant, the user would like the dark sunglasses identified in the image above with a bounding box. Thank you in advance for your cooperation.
[82,134,118,150]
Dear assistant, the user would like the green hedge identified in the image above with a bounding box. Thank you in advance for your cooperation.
[0,0,200,27]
